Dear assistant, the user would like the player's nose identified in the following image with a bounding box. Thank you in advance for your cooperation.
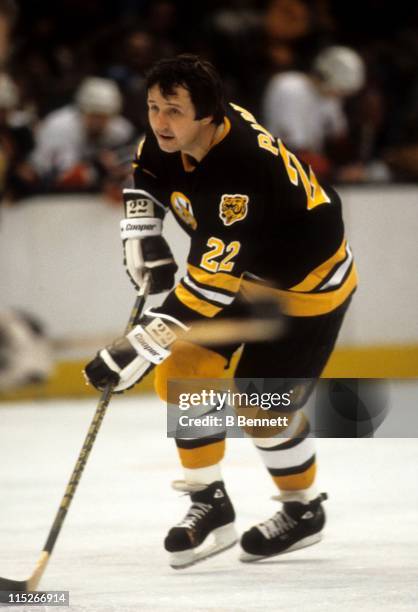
[153,111,169,132]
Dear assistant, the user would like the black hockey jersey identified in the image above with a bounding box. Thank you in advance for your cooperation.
[132,103,357,323]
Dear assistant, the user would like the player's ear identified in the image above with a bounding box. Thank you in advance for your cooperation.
[200,115,214,126]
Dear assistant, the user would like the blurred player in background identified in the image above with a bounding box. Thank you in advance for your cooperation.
[30,77,136,202]
[263,45,365,179]
[85,55,357,568]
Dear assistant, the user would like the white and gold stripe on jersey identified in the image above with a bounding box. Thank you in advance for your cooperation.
[174,264,242,318]
[187,264,242,293]
[290,239,354,293]
[183,275,235,305]
[241,240,357,317]
[316,244,353,291]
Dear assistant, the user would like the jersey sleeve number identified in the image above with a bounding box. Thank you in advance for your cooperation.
[230,102,330,210]
[278,140,330,210]
[200,238,241,273]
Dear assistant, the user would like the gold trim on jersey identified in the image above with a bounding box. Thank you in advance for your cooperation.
[211,116,231,148]
[180,117,231,172]
[136,137,145,158]
[188,264,241,293]
[175,284,222,317]
[183,275,235,306]
[132,137,146,169]
[132,137,159,176]
[241,262,358,317]
[290,239,348,293]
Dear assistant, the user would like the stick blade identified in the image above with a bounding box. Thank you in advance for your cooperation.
[0,577,29,602]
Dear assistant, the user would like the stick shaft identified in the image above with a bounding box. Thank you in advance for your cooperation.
[40,276,151,563]
[42,385,113,555]
[53,319,282,353]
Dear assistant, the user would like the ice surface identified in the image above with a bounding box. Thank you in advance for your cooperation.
[0,394,417,612]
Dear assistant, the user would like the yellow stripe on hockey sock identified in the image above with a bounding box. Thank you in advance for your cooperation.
[177,440,226,469]
[272,461,317,491]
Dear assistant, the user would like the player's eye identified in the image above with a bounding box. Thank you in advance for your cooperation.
[169,108,180,116]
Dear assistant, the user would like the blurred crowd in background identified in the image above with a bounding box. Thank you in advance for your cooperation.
[1,0,418,392]
[1,0,418,206]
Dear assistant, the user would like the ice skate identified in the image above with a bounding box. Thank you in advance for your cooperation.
[165,480,238,569]
[240,492,328,562]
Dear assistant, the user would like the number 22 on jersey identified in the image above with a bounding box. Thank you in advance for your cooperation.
[200,238,241,273]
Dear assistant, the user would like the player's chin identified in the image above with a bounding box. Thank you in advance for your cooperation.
[156,136,179,152]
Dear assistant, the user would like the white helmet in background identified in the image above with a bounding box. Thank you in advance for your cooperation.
[0,73,18,109]
[75,77,122,115]
[313,46,365,96]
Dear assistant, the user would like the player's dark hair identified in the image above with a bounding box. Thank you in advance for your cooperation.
[146,54,225,125]
[0,0,18,25]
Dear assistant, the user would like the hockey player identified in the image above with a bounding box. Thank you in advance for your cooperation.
[85,55,357,567]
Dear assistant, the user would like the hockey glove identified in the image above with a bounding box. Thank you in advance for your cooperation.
[121,188,177,294]
[84,313,182,392]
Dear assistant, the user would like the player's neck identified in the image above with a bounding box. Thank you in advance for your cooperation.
[182,122,224,163]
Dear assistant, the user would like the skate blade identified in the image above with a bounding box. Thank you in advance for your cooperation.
[239,532,322,563]
[169,523,238,569]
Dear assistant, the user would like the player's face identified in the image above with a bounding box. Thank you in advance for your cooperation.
[147,85,213,156]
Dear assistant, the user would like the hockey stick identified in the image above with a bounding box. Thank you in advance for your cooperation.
[0,274,152,600]
[53,297,284,352]
[52,317,282,352]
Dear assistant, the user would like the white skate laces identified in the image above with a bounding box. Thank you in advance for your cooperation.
[177,502,213,529]
[257,511,298,540]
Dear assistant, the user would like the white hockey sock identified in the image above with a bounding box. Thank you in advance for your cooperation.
[251,411,319,503]
[183,463,223,486]
[277,483,320,504]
